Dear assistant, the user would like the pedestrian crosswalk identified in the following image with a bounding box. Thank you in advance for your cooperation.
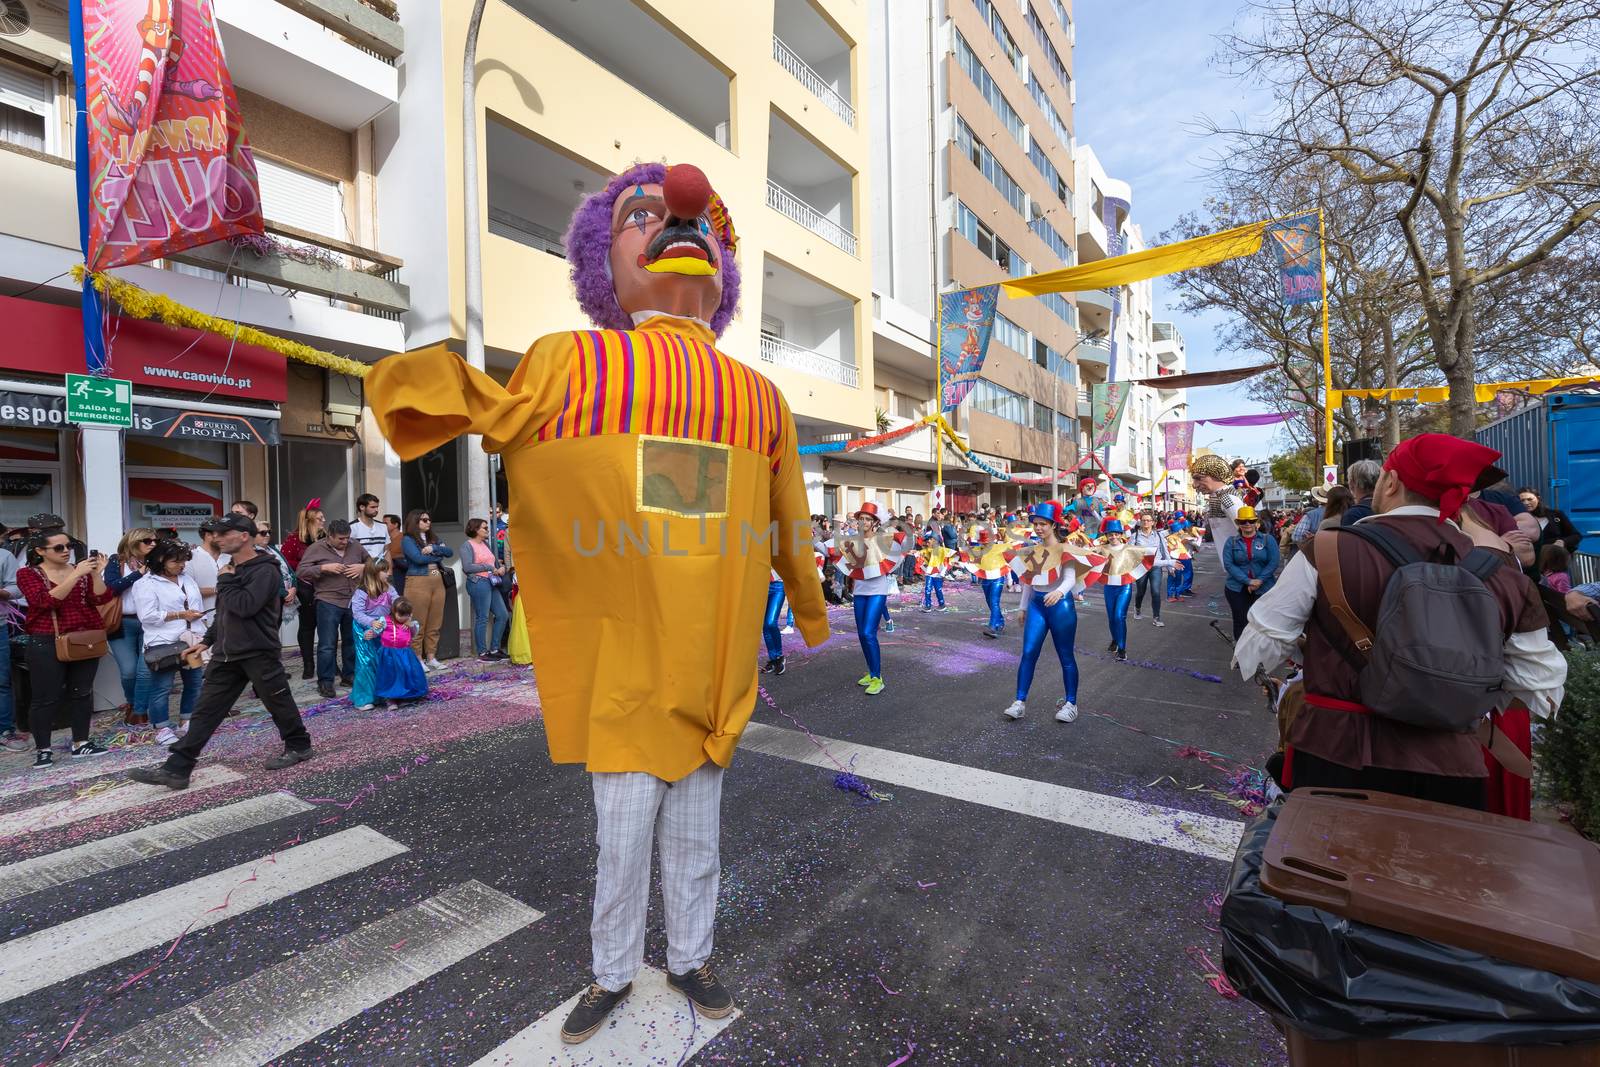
[0,769,747,1066]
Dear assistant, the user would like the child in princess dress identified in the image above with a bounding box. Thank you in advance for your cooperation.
[375,599,429,703]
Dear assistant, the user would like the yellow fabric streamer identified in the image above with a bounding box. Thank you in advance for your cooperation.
[1001,220,1270,298]
[73,266,371,380]
[1333,373,1600,406]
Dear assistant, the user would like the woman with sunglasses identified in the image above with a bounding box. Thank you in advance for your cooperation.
[280,503,326,679]
[253,523,298,604]
[400,509,452,670]
[17,533,117,767]
[104,527,158,726]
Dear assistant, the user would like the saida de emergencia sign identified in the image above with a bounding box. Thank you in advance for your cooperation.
[65,374,133,428]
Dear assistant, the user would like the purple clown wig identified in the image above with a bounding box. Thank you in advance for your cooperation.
[564,162,743,338]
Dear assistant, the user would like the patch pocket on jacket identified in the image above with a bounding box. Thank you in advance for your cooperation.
[636,436,730,518]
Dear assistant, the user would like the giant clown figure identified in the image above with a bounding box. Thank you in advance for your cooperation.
[366,162,828,1043]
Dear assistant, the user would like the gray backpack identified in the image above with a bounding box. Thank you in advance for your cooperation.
[1312,526,1505,732]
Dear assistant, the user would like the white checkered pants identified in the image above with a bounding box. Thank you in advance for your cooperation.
[590,761,724,992]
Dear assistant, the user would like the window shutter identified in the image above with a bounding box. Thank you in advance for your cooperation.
[254,157,345,240]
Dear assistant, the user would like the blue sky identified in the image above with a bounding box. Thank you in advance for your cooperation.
[1071,0,1285,466]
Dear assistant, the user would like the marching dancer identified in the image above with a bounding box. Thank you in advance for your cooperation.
[965,529,1014,638]
[917,539,956,612]
[760,568,788,675]
[1002,502,1104,723]
[1167,515,1197,600]
[1093,519,1155,662]
[836,502,907,696]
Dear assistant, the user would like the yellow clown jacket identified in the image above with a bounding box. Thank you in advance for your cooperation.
[365,315,829,781]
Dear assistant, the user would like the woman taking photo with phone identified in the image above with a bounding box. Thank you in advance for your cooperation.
[17,533,117,768]
[400,509,452,670]
[132,539,208,748]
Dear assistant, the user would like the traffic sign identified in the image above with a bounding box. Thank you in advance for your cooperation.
[65,373,132,428]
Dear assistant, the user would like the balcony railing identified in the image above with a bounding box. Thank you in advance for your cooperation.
[272,0,404,62]
[773,35,855,127]
[488,207,566,259]
[760,332,859,388]
[1076,336,1111,364]
[767,179,858,257]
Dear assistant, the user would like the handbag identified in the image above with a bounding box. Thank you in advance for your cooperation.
[98,592,123,634]
[53,616,108,662]
[143,641,188,673]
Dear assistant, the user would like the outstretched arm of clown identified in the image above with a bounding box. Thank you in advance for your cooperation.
[365,334,574,459]
[769,399,830,648]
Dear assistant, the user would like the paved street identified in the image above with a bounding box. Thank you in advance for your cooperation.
[0,556,1288,1066]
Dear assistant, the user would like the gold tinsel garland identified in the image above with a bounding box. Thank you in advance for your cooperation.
[73,266,370,379]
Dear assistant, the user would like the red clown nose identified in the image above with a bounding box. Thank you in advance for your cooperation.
[664,164,713,221]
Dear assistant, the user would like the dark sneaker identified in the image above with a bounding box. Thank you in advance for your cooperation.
[982,627,998,639]
[129,765,190,790]
[317,683,337,700]
[560,982,631,1044]
[1116,648,1127,661]
[31,750,53,770]
[759,656,785,675]
[668,964,735,1019]
[1106,639,1118,652]
[264,747,314,771]
[70,740,110,758]
[301,665,315,680]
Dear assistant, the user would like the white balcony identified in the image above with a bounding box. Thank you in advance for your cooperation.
[761,332,858,388]
[773,35,855,127]
[217,0,399,130]
[768,179,858,256]
[1076,288,1115,314]
[1076,335,1111,366]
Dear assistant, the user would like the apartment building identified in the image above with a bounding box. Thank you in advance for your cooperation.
[866,0,1082,518]
[382,0,874,524]
[0,0,407,553]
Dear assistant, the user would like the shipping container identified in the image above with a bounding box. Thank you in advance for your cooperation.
[1477,391,1600,582]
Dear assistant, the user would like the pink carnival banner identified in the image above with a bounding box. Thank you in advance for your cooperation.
[1163,420,1195,469]
[77,0,262,271]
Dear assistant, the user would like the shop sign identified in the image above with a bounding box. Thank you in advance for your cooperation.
[65,374,133,428]
[142,504,214,530]
[0,388,279,445]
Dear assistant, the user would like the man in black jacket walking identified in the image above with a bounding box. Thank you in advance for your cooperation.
[130,514,314,790]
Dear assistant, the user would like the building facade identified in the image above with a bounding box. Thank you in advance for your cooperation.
[0,0,407,553]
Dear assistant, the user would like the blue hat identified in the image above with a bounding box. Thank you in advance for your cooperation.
[1102,518,1125,535]
[1113,494,1126,502]
[1028,502,1064,525]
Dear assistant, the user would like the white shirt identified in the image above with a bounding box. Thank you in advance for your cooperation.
[1234,506,1567,718]
[351,518,390,558]
[183,548,221,622]
[132,573,207,648]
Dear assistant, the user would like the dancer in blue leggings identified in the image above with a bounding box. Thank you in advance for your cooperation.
[1098,518,1134,661]
[966,529,1013,637]
[759,569,788,675]
[835,502,907,696]
[1003,502,1094,723]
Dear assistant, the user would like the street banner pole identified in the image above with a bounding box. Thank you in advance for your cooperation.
[1320,208,1335,466]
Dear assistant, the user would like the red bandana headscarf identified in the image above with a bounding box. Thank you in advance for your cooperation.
[1382,433,1502,523]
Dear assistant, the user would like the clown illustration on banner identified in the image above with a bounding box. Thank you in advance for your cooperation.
[1090,382,1130,449]
[74,0,262,272]
[939,284,999,412]
[1264,213,1321,307]
[1162,419,1195,470]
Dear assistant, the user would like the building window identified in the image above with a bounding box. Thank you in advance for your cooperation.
[1039,292,1076,329]
[954,32,1027,146]
[969,379,1030,426]
[993,313,1029,356]
[1028,213,1073,265]
[0,64,56,155]
[255,157,346,240]
[954,115,1027,217]
[971,0,1025,78]
[1026,73,1071,147]
[1031,400,1054,433]
[955,200,1027,277]
[1025,6,1072,95]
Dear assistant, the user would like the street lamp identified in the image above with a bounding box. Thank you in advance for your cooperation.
[462,0,491,522]
[1052,328,1107,500]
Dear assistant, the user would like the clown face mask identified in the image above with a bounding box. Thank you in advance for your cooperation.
[608,183,724,326]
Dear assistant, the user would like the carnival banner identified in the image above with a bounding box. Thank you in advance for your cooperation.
[1264,212,1321,307]
[1163,420,1195,470]
[1091,382,1130,449]
[75,0,262,272]
[939,285,999,412]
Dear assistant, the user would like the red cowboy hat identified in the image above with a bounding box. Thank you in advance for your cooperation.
[855,501,883,521]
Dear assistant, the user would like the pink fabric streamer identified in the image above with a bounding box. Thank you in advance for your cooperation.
[875,974,902,996]
[887,1041,917,1066]
[1186,946,1240,999]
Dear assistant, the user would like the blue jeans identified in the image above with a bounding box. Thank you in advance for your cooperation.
[146,664,203,727]
[1016,593,1078,703]
[0,634,11,733]
[315,600,355,684]
[852,594,889,678]
[1104,583,1133,651]
[109,617,152,714]
[467,578,510,654]
[981,578,1006,632]
[922,575,945,608]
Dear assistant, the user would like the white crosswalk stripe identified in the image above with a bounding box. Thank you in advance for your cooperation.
[0,766,244,838]
[740,721,1244,862]
[469,966,741,1067]
[0,792,313,905]
[0,825,408,1004]
[0,754,169,801]
[62,881,543,1066]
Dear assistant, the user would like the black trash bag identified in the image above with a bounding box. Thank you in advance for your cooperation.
[1221,800,1600,1044]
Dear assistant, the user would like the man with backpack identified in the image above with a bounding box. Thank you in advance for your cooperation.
[1232,434,1566,809]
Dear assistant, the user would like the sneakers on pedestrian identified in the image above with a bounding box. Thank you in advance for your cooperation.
[317,682,337,700]
[921,605,934,613]
[982,627,998,639]
[129,765,189,790]
[426,658,444,671]
[759,656,786,676]
[1134,610,1143,620]
[1003,700,1026,720]
[857,672,874,687]
[1054,699,1079,723]
[354,703,375,711]
[1,729,25,744]
[668,964,735,1019]
[780,625,794,635]
[883,619,896,633]
[301,665,315,680]
[1116,648,1127,661]
[70,740,109,758]
[264,747,314,771]
[864,677,885,696]
[153,726,180,747]
[560,982,631,1044]
[176,719,190,736]
[31,750,52,770]
[1106,640,1118,652]
[1152,618,1165,628]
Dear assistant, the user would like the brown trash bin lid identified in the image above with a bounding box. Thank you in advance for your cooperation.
[1261,789,1600,985]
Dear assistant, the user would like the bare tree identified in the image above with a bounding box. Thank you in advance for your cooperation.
[1215,0,1600,434]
